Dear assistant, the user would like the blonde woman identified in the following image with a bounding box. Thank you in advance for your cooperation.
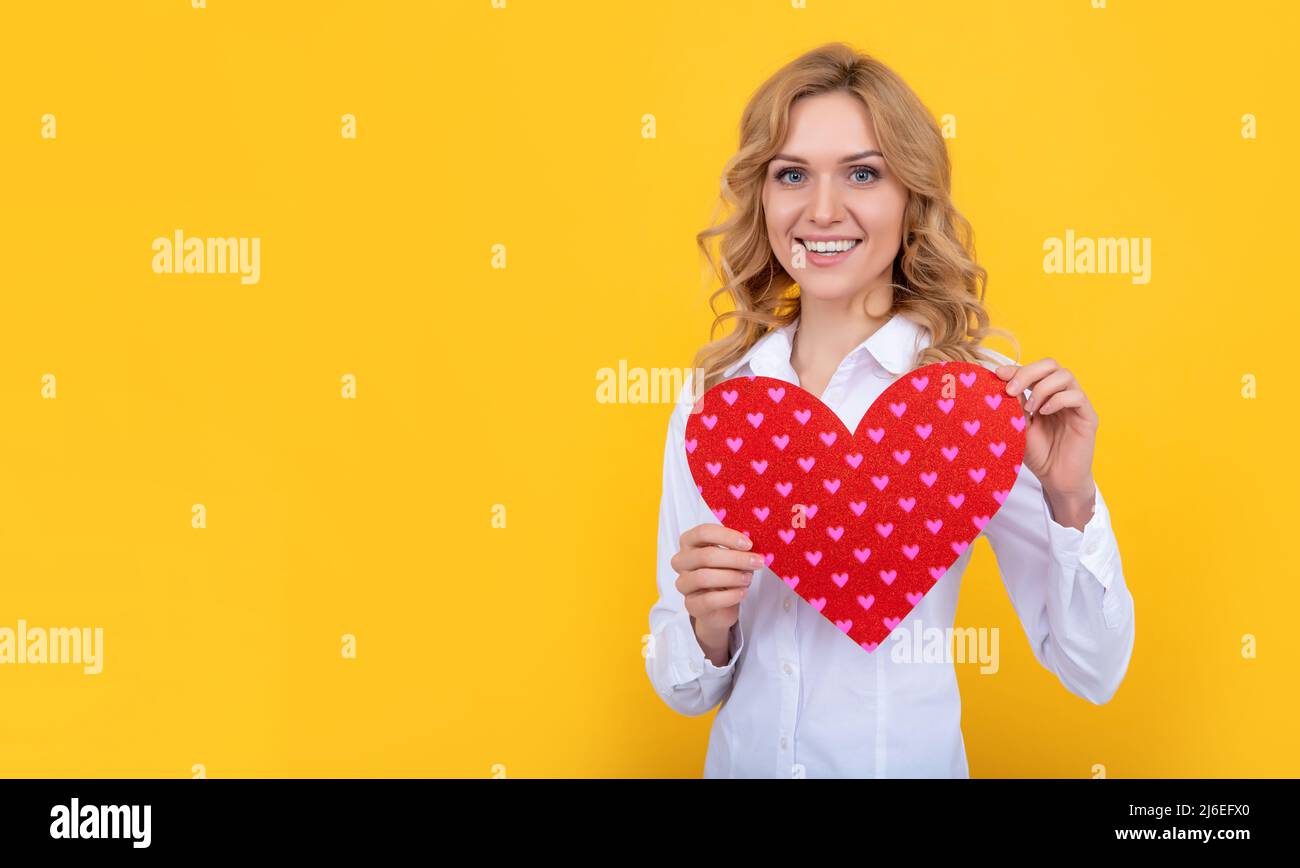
[646,43,1135,778]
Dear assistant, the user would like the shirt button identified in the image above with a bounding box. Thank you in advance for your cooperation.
[783,598,792,612]
[780,737,788,750]
[783,662,793,676]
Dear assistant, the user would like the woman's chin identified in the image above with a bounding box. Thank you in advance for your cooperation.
[795,280,866,302]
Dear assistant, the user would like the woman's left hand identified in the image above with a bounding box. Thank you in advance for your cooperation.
[994,359,1098,528]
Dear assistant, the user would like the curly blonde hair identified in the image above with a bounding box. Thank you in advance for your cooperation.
[692,42,1018,393]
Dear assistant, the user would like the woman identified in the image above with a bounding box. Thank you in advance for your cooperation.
[645,43,1135,778]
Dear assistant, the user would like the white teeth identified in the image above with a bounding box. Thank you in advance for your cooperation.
[800,239,860,253]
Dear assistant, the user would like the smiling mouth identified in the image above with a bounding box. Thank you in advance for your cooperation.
[796,238,863,257]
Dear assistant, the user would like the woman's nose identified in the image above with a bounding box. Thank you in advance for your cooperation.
[809,178,844,224]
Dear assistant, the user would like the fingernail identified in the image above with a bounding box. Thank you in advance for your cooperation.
[743,572,754,584]
[750,555,764,568]
[738,535,752,549]
[1006,382,1016,394]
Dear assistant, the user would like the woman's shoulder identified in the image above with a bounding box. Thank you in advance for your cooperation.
[666,370,703,431]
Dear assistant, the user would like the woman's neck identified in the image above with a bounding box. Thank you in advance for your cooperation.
[790,286,895,392]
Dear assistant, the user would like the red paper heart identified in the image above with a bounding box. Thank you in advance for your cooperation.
[684,361,1027,652]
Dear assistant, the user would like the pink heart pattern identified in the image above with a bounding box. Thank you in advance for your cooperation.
[684,361,1026,652]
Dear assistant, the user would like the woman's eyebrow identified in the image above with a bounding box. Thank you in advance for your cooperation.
[771,149,883,163]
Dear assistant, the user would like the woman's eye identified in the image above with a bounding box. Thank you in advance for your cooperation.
[774,166,879,185]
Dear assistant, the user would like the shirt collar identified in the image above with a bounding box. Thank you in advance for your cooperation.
[721,318,800,379]
[722,311,928,380]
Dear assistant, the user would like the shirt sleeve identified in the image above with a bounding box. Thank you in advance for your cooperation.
[981,460,1136,705]
[645,374,746,717]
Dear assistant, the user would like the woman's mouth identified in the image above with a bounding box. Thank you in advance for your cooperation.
[796,237,862,267]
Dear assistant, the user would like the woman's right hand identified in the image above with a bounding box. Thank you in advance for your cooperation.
[670,523,764,665]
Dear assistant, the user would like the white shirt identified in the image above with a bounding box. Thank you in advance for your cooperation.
[646,311,1135,778]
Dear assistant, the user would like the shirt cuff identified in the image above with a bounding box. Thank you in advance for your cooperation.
[1044,483,1118,590]
[664,607,744,687]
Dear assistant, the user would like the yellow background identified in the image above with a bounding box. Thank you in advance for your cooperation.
[0,0,1295,777]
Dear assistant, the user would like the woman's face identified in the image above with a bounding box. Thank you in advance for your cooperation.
[762,90,909,305]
